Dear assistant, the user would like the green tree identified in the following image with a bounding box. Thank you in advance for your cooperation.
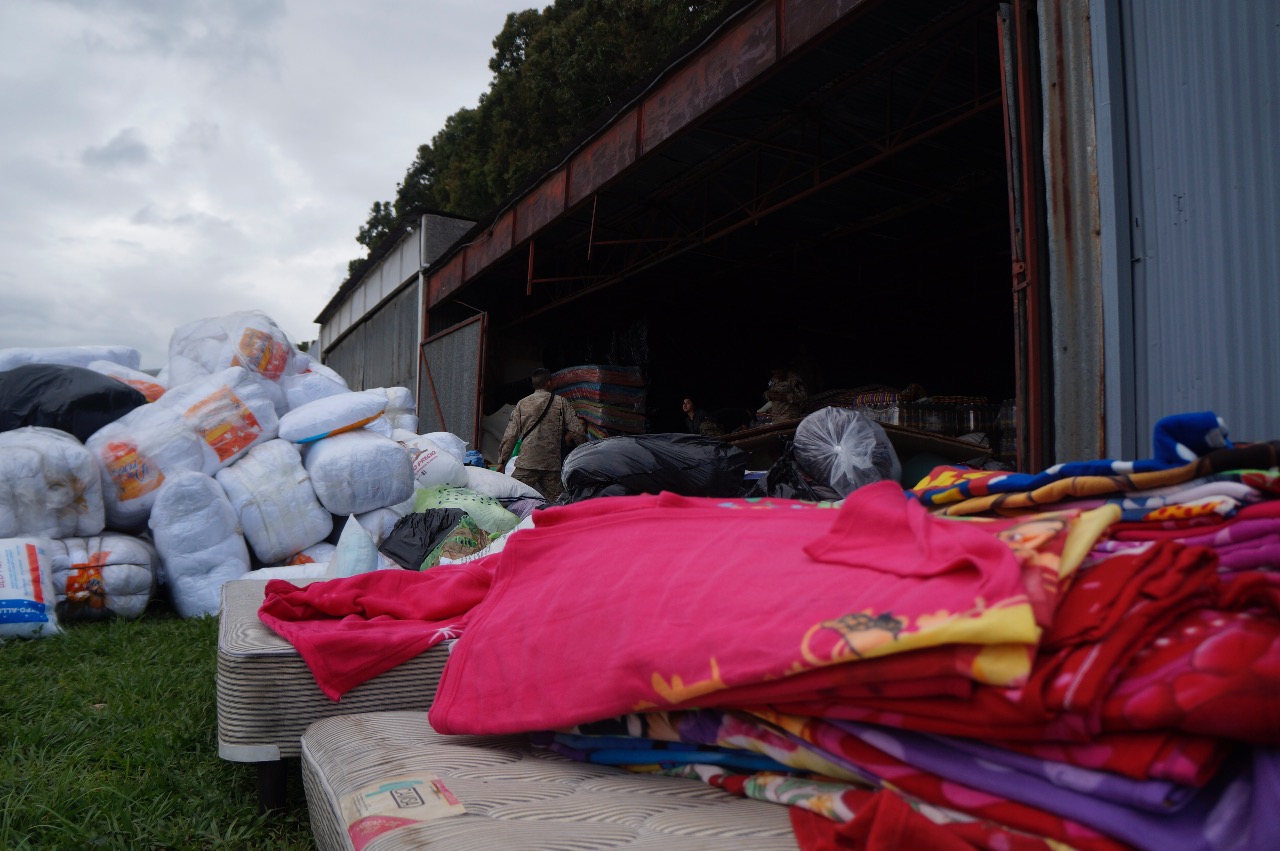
[347,0,734,275]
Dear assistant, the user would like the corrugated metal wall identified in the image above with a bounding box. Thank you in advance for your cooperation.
[417,316,485,448]
[323,283,421,394]
[1122,0,1280,444]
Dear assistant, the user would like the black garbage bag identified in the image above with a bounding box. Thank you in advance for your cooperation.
[378,508,491,570]
[0,364,148,444]
[746,442,843,502]
[792,407,902,497]
[560,433,750,503]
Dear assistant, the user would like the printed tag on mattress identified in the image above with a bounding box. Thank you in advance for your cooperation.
[234,328,290,380]
[102,441,165,501]
[342,772,465,850]
[184,387,262,463]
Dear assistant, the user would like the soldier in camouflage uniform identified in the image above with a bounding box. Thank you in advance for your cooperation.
[763,365,808,421]
[497,368,587,502]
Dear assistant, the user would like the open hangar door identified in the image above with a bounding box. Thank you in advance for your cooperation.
[428,0,1042,467]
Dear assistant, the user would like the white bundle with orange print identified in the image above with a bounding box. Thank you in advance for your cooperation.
[86,366,279,530]
[45,533,157,621]
[215,438,332,565]
[86,360,168,402]
[0,427,105,539]
[166,310,304,387]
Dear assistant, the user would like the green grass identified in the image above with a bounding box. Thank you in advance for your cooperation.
[0,600,314,850]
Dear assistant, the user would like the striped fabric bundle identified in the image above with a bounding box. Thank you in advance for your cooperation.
[551,364,647,437]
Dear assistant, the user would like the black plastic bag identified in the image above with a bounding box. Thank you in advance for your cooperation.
[378,508,467,570]
[0,364,147,444]
[746,442,843,502]
[560,433,749,503]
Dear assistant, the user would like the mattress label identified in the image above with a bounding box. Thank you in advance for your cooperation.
[342,772,465,850]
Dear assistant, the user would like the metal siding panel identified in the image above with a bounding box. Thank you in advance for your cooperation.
[418,319,484,447]
[640,4,777,155]
[1125,0,1280,444]
[463,213,514,278]
[429,254,466,306]
[1042,0,1106,463]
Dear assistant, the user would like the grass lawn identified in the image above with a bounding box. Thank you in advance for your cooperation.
[1,600,315,850]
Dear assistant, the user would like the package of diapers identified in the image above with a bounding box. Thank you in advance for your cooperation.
[166,310,303,387]
[302,429,414,516]
[0,537,62,639]
[215,439,332,564]
[0,427,105,539]
[87,367,278,530]
[278,390,387,443]
[0,344,140,373]
[86,360,167,402]
[148,469,250,618]
[46,534,157,621]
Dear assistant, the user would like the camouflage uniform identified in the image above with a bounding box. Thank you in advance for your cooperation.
[765,371,808,421]
[497,389,586,501]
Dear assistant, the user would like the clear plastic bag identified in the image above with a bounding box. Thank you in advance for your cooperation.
[792,407,902,497]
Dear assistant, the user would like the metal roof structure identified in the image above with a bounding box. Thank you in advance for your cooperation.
[409,0,1038,462]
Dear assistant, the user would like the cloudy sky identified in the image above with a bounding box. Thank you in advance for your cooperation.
[0,0,522,369]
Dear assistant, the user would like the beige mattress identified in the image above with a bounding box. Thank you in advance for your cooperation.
[217,578,450,763]
[301,710,801,851]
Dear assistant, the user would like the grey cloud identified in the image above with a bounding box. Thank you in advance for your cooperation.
[61,0,285,73]
[131,203,235,231]
[82,127,152,169]
[175,120,220,154]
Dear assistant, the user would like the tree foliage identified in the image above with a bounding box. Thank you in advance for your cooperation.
[347,0,735,276]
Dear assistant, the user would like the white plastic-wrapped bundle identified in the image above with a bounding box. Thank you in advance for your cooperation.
[279,355,349,412]
[422,431,468,464]
[0,345,140,373]
[398,434,469,489]
[367,386,418,433]
[148,469,250,618]
[46,534,157,621]
[278,390,387,443]
[86,360,167,402]
[215,439,332,564]
[0,427,105,539]
[87,367,279,530]
[463,465,543,501]
[166,310,303,387]
[0,537,62,639]
[302,429,414,516]
[354,491,415,545]
[793,407,902,497]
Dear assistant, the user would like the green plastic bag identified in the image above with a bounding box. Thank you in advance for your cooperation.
[412,485,521,536]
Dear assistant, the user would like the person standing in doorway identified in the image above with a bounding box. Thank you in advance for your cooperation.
[497,368,587,501]
[763,364,809,421]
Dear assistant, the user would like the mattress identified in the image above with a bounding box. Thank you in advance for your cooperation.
[301,711,800,851]
[216,578,449,763]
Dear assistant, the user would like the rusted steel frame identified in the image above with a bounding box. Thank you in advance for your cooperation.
[889,22,971,147]
[418,339,447,433]
[643,0,994,212]
[691,95,1000,247]
[1012,0,1045,470]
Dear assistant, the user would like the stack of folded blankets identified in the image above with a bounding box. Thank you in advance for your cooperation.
[260,410,1280,851]
[550,364,646,440]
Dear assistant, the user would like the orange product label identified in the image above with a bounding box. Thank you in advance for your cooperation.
[234,328,290,380]
[102,441,165,502]
[24,543,43,603]
[126,379,167,402]
[185,386,263,462]
[66,564,107,612]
